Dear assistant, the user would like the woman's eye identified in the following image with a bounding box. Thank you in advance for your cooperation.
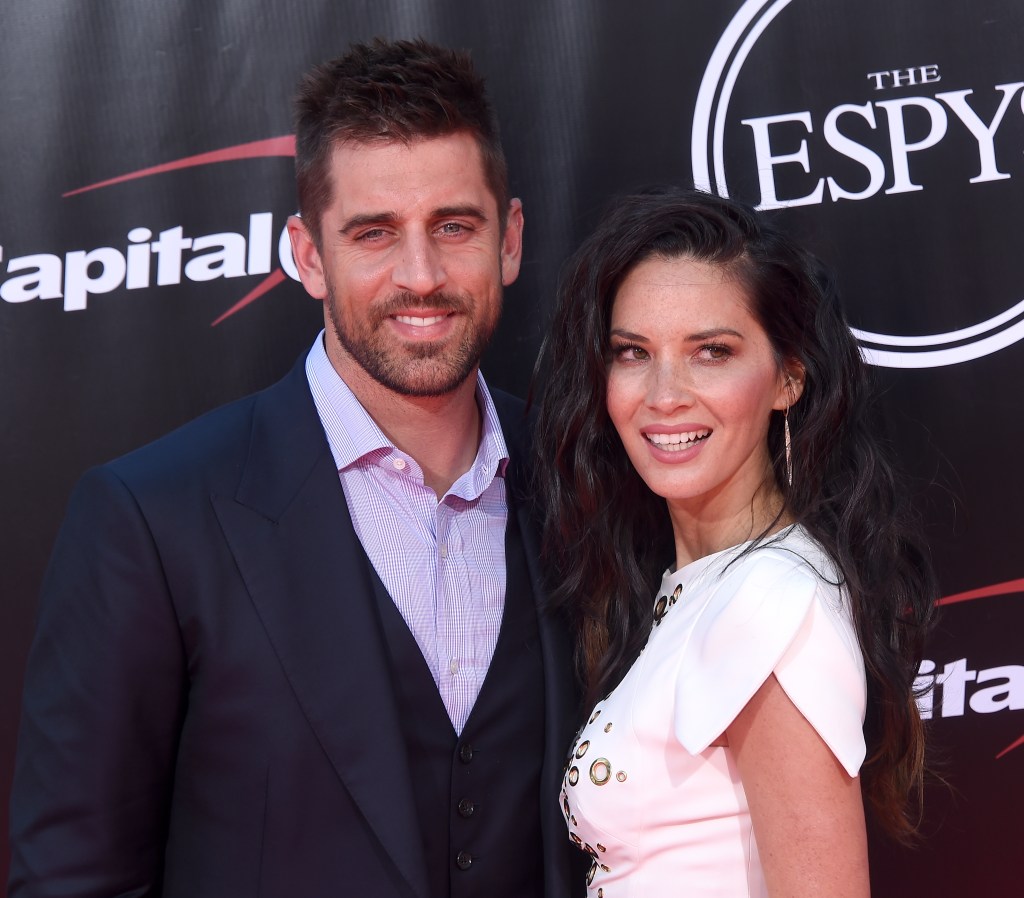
[613,344,649,361]
[699,343,731,361]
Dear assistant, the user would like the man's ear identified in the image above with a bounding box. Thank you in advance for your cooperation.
[499,198,524,287]
[287,214,328,300]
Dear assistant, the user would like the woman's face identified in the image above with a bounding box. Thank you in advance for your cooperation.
[605,255,797,517]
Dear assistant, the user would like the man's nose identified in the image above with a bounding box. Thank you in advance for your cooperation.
[391,232,447,296]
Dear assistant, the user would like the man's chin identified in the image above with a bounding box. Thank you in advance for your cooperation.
[331,319,489,398]
[380,361,477,398]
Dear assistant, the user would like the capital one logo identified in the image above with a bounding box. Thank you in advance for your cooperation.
[916,578,1024,761]
[692,0,1024,368]
[0,137,299,326]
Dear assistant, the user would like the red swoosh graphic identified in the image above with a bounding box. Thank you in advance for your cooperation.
[936,578,1024,606]
[996,734,1024,759]
[63,135,296,197]
[210,269,287,327]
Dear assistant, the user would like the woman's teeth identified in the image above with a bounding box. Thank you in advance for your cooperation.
[645,430,711,451]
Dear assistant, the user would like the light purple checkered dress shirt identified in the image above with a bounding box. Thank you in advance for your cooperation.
[305,333,509,735]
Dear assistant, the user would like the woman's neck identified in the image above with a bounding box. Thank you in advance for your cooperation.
[667,483,790,569]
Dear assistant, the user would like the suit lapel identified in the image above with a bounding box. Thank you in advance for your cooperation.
[494,391,579,898]
[212,361,429,898]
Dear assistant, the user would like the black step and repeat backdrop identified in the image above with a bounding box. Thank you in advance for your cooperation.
[2,1,1021,892]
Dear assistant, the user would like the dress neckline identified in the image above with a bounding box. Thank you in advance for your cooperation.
[661,523,803,593]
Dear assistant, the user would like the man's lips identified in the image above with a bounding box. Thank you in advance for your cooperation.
[386,309,459,337]
[393,313,450,327]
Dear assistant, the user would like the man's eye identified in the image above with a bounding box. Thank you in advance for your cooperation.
[438,222,467,235]
[357,228,388,241]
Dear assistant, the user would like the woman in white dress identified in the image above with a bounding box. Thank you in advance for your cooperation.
[535,188,935,897]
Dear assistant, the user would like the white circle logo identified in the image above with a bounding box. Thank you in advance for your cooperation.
[692,0,1024,368]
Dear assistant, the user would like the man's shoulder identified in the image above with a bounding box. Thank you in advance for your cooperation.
[104,359,314,491]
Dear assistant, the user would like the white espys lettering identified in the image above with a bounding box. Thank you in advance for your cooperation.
[866,65,942,91]
[740,81,1024,209]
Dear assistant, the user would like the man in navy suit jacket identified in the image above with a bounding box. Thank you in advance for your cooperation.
[10,39,580,897]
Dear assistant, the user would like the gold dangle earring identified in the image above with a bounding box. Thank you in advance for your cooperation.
[784,405,793,487]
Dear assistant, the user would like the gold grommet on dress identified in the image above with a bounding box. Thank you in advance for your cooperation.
[590,758,612,785]
[654,595,668,623]
[616,770,627,782]
[575,740,590,759]
[568,766,579,786]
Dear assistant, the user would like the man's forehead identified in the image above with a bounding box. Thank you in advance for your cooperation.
[328,132,484,173]
[325,133,499,216]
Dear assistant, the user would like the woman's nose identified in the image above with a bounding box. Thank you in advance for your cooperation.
[646,360,694,413]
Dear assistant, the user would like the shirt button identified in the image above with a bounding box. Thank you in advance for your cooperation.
[457,798,475,818]
[456,850,473,870]
[439,544,448,559]
[459,743,474,763]
[392,457,407,471]
[449,659,459,674]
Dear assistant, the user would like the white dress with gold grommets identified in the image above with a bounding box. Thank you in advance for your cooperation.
[560,525,866,897]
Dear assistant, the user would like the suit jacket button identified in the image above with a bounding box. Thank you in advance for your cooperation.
[457,798,475,818]
[459,743,474,763]
[456,850,473,870]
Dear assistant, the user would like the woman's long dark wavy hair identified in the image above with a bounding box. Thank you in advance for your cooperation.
[535,187,936,841]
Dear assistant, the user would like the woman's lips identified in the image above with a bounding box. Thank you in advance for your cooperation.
[643,428,711,452]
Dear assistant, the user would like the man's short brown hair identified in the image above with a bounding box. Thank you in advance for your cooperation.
[294,38,510,247]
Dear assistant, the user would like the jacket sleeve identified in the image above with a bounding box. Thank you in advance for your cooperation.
[9,465,186,897]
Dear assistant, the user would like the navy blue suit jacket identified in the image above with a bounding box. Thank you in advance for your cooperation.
[9,357,579,898]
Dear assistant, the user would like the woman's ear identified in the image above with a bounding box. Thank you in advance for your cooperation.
[775,359,806,410]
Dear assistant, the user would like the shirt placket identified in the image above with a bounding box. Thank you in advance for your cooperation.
[436,499,464,731]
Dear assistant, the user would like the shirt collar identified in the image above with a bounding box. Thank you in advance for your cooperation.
[305,331,510,497]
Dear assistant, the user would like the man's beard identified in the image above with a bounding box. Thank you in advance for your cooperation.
[326,286,499,398]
